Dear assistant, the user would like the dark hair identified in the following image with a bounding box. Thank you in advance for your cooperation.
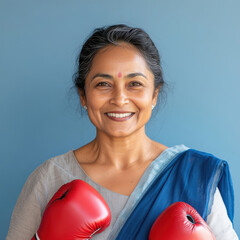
[73,24,167,107]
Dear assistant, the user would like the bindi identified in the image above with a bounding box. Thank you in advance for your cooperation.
[117,72,122,78]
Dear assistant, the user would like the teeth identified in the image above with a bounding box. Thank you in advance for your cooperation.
[107,113,132,118]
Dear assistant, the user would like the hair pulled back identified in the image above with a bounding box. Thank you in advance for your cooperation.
[73,24,165,99]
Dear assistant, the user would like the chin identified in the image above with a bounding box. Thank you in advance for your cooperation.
[106,131,132,138]
[103,127,144,138]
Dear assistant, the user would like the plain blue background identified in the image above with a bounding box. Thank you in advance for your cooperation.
[1,0,239,238]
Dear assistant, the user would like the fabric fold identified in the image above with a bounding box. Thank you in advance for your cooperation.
[108,146,234,240]
[107,144,190,240]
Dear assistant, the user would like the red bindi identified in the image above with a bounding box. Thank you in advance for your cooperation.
[117,72,122,78]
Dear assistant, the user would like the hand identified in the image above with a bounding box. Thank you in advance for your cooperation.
[32,180,111,240]
[149,201,216,240]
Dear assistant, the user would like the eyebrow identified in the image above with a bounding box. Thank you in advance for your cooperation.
[91,73,113,81]
[91,72,147,81]
[126,72,147,79]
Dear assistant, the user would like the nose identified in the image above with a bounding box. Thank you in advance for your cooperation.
[109,86,129,107]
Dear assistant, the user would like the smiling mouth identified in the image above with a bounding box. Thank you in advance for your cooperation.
[106,112,132,118]
[105,112,135,120]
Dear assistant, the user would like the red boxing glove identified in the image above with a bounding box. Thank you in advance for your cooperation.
[149,202,216,240]
[31,180,111,240]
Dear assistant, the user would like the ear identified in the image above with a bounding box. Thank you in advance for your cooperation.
[152,86,160,106]
[78,89,87,108]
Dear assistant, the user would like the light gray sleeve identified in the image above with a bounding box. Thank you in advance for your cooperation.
[6,167,47,240]
[207,188,239,240]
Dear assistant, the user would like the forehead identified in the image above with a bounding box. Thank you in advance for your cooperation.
[90,43,151,74]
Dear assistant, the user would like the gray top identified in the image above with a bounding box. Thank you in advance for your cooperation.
[7,150,129,240]
[7,146,238,240]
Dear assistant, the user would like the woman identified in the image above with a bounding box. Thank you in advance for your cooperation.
[7,24,238,239]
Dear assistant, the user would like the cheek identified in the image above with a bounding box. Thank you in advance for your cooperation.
[85,91,106,108]
[85,93,109,123]
[133,91,154,107]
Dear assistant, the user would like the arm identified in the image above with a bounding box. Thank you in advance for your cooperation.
[207,188,239,240]
[6,168,46,240]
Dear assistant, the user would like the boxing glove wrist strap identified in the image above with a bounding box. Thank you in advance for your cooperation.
[33,228,101,240]
[34,233,40,240]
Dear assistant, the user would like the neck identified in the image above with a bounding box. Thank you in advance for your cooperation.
[90,128,155,170]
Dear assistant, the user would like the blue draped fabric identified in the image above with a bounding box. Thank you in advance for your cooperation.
[114,148,234,240]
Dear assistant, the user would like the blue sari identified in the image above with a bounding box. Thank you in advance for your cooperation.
[106,145,234,240]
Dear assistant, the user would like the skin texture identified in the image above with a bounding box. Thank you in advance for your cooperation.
[74,42,168,196]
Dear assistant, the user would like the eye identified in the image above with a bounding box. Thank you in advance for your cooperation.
[95,81,111,87]
[129,81,143,87]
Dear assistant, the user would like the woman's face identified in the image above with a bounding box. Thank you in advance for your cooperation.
[80,43,159,138]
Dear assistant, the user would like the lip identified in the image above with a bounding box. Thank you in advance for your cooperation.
[104,112,135,121]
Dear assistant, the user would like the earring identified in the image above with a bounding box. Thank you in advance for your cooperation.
[83,105,88,110]
[152,105,155,110]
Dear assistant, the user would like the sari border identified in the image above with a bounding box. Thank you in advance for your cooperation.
[107,144,190,239]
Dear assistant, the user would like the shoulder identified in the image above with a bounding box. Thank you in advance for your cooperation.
[185,148,219,158]
[31,150,77,179]
[175,147,229,178]
[22,150,72,183]
[7,150,79,239]
[183,148,223,165]
[41,150,77,173]
[22,150,80,201]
